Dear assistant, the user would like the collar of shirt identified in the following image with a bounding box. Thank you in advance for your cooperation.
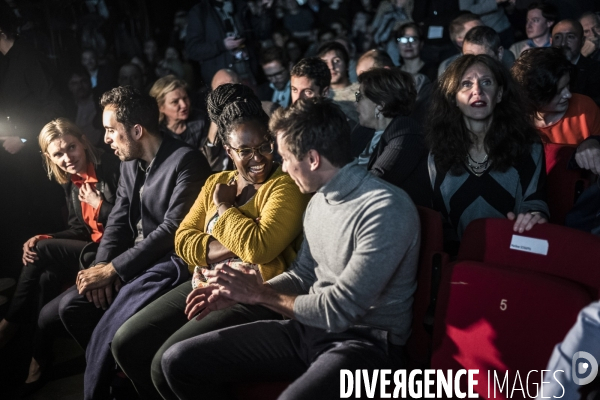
[526,39,551,48]
[70,162,98,188]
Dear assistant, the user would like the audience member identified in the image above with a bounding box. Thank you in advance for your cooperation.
[211,68,240,90]
[112,83,309,400]
[65,67,104,146]
[370,0,411,65]
[512,47,600,145]
[551,19,600,105]
[80,49,116,100]
[355,68,431,207]
[186,0,259,87]
[150,75,206,150]
[318,41,359,125]
[428,54,548,245]
[0,118,120,385]
[160,96,420,399]
[459,0,514,48]
[36,86,211,400]
[438,13,484,77]
[285,38,303,65]
[411,0,460,65]
[509,2,557,58]
[117,63,145,93]
[282,0,315,41]
[395,22,438,83]
[463,25,516,68]
[257,46,291,108]
[579,11,600,60]
[290,57,331,104]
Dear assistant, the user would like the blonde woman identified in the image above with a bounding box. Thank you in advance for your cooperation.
[0,118,120,386]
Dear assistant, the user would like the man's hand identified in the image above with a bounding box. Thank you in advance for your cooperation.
[77,262,118,294]
[206,264,265,304]
[224,36,245,51]
[213,182,238,207]
[22,235,52,265]
[581,37,599,57]
[2,137,25,154]
[507,211,547,233]
[184,284,237,321]
[575,139,600,175]
[78,183,102,208]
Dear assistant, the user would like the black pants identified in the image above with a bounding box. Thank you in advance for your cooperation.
[6,238,87,325]
[161,320,407,400]
[111,281,283,400]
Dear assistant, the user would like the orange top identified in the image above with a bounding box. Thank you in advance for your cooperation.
[70,162,104,243]
[537,94,600,145]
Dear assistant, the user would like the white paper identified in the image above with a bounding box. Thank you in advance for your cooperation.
[427,26,443,39]
[509,235,549,256]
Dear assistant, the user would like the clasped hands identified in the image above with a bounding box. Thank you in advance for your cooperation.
[76,262,122,310]
[184,264,264,321]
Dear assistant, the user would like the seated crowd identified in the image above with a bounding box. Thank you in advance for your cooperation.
[1,1,600,399]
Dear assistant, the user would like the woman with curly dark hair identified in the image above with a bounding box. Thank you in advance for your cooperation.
[427,54,549,244]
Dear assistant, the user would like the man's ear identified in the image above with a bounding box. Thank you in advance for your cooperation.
[497,46,504,61]
[133,124,143,140]
[321,86,330,98]
[307,149,321,172]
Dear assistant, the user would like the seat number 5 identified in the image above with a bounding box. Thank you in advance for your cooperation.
[500,299,507,311]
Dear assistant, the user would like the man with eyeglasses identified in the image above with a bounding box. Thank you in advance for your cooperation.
[258,46,292,108]
[552,19,600,106]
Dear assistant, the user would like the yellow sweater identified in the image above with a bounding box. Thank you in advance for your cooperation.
[175,166,310,281]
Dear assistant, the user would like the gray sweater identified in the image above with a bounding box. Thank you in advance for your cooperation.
[268,161,420,345]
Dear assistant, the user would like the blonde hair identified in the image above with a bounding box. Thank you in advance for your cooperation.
[38,118,100,184]
[149,74,188,123]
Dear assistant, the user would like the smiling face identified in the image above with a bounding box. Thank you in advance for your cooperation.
[160,87,190,124]
[455,63,503,124]
[320,50,348,86]
[46,134,88,176]
[526,8,553,40]
[277,132,315,194]
[540,73,571,114]
[225,119,274,185]
[103,106,143,161]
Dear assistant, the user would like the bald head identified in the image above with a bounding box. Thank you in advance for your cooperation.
[551,19,584,62]
[211,69,240,90]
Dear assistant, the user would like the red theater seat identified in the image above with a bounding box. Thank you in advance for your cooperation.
[432,219,600,399]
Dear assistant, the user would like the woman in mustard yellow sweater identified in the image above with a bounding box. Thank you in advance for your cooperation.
[111,84,310,400]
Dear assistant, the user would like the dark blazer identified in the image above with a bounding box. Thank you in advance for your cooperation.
[367,115,432,207]
[574,55,600,107]
[50,150,121,242]
[94,135,211,282]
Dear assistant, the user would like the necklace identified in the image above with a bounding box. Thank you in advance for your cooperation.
[466,152,490,176]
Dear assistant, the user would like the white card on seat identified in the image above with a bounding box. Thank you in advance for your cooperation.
[510,235,549,256]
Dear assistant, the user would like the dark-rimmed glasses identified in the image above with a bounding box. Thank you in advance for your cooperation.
[228,141,274,161]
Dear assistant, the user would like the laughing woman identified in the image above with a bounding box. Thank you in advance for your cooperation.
[111,84,310,400]
[428,54,549,248]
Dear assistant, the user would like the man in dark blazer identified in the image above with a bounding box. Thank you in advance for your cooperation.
[37,86,211,400]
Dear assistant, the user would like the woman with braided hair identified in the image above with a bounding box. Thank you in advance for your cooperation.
[111,84,310,400]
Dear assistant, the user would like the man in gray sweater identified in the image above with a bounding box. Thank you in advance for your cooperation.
[161,98,421,400]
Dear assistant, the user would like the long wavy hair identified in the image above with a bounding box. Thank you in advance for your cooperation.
[39,118,101,184]
[426,54,538,174]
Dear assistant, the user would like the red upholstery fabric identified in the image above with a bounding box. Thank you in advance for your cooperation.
[544,143,589,225]
[407,206,449,368]
[432,261,591,399]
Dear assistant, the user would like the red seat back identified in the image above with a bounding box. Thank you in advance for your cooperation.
[544,143,589,225]
[407,206,449,368]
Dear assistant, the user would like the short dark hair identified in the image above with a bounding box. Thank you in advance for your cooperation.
[464,26,501,53]
[511,47,573,112]
[394,22,424,42]
[358,49,395,69]
[528,2,559,23]
[553,19,584,39]
[100,86,160,135]
[291,57,331,91]
[270,97,352,168]
[449,13,482,38]
[358,68,416,117]
[317,41,350,69]
[259,46,289,67]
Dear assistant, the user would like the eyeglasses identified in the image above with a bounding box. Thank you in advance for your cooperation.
[228,141,274,161]
[355,91,363,103]
[264,69,288,80]
[397,36,418,44]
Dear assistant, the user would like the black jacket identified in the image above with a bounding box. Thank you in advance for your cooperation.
[51,150,121,242]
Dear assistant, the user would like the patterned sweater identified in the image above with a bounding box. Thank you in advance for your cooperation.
[175,166,310,281]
